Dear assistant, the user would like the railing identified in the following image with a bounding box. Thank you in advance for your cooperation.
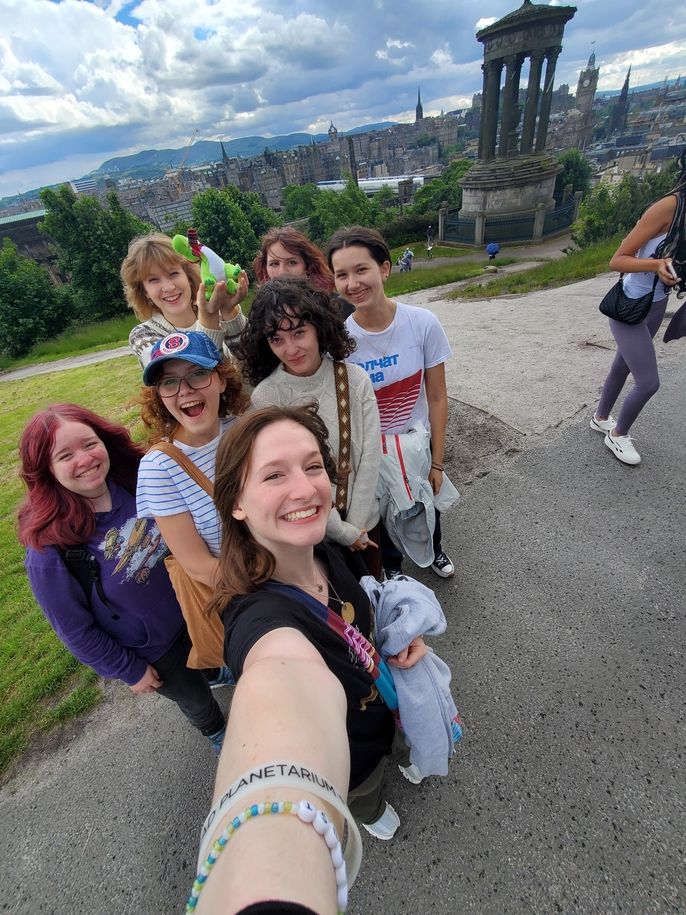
[444,213,475,244]
[543,200,575,235]
[484,213,535,243]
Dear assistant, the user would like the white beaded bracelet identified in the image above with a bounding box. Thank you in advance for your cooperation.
[197,760,362,885]
[187,798,349,914]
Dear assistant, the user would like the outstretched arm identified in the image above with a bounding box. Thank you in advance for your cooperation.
[196,627,350,914]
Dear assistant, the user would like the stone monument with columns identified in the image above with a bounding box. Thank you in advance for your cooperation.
[452,0,577,246]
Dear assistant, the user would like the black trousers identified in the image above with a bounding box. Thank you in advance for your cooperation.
[154,629,225,737]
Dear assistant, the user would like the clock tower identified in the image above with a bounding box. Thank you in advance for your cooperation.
[575,51,599,149]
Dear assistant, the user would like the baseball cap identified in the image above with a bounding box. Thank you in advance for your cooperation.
[143,331,223,386]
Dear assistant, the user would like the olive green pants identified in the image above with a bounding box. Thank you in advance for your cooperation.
[348,729,411,824]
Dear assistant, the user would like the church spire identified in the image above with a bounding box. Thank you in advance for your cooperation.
[415,87,423,122]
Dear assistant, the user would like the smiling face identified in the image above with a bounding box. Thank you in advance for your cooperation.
[50,420,111,503]
[231,419,331,557]
[331,244,391,311]
[265,242,308,280]
[157,358,227,446]
[267,315,322,377]
[142,260,194,324]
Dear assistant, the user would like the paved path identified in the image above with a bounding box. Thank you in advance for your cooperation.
[1,271,684,914]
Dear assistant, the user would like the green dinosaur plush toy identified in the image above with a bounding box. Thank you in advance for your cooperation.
[172,228,241,299]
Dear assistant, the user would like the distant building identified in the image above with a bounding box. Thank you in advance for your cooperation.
[69,177,98,196]
[609,67,632,135]
[575,51,599,149]
[416,88,424,122]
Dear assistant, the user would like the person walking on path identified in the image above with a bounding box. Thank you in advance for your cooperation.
[591,154,686,465]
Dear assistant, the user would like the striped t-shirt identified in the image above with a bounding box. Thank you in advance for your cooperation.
[136,418,234,557]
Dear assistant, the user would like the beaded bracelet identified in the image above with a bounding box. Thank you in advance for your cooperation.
[187,798,348,914]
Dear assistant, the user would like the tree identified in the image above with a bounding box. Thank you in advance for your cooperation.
[309,178,377,244]
[282,183,322,221]
[555,149,593,198]
[572,164,677,248]
[220,186,280,239]
[191,188,260,274]
[40,186,151,320]
[410,159,472,214]
[0,239,74,357]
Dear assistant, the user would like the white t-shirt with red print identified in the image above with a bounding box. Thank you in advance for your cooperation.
[345,301,452,435]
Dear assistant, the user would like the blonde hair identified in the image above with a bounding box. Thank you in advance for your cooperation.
[120,233,201,320]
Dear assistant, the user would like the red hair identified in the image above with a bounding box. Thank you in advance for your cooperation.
[17,404,144,550]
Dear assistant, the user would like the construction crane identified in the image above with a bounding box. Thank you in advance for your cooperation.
[167,129,200,195]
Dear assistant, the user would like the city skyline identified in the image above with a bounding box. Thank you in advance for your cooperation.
[1,0,685,200]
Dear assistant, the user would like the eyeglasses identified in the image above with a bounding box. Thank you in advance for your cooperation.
[156,368,214,397]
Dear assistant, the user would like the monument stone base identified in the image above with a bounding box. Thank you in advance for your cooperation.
[459,153,561,216]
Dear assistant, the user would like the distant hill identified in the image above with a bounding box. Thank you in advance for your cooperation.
[91,123,397,182]
[0,122,398,209]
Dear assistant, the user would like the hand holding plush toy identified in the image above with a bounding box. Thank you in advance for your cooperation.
[172,229,241,299]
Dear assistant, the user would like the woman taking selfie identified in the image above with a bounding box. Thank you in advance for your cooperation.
[210,404,427,840]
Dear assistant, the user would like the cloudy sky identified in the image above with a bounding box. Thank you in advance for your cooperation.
[1,0,685,199]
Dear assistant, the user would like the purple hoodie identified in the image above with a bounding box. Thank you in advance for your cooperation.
[25,481,185,686]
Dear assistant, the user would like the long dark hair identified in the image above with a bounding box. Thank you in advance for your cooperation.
[657,150,686,298]
[207,404,338,613]
[326,226,392,271]
[17,404,143,549]
[234,278,356,387]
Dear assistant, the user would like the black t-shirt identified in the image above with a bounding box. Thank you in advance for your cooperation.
[224,543,395,788]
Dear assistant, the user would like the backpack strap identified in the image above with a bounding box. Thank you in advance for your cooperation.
[59,547,119,619]
[333,361,351,519]
[151,440,214,496]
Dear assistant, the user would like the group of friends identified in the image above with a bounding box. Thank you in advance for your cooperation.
[15,153,686,912]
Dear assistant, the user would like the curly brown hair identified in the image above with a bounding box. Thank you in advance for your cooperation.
[137,361,248,444]
[121,233,201,320]
[234,277,356,387]
[207,403,339,614]
[252,226,334,291]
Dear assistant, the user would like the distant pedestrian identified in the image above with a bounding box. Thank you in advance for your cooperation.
[591,151,686,466]
[486,242,500,260]
[427,225,434,246]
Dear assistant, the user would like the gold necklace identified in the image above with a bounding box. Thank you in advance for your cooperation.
[275,567,356,624]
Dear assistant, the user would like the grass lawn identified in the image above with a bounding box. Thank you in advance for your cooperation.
[386,258,516,297]
[0,356,144,775]
[452,237,620,300]
[389,242,473,260]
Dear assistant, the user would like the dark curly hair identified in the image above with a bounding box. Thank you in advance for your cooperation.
[136,360,248,444]
[234,277,357,387]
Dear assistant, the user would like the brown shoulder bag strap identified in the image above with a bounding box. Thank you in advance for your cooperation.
[151,440,214,497]
[333,361,351,518]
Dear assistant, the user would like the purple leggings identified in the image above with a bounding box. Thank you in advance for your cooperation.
[597,296,668,435]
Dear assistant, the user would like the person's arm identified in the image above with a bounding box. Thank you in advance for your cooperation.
[26,550,148,686]
[425,362,449,495]
[609,195,680,286]
[153,511,220,588]
[197,627,349,915]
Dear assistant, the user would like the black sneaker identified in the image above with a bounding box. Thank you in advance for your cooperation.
[431,551,455,578]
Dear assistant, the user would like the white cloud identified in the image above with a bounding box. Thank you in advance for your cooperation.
[0,0,685,198]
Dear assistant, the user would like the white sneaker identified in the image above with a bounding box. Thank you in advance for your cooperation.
[361,802,400,840]
[590,413,615,434]
[604,431,641,465]
[398,763,424,785]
